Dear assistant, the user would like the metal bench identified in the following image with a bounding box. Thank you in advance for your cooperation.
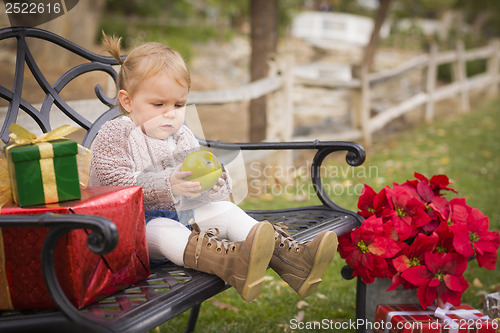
[0,27,366,333]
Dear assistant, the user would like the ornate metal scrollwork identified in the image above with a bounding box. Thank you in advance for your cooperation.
[0,27,122,147]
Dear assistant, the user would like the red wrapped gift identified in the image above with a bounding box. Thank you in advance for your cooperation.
[0,186,149,309]
[374,304,497,333]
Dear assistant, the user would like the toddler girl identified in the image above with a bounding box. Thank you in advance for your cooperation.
[90,33,338,302]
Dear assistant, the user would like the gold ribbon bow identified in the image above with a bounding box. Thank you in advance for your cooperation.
[8,124,78,145]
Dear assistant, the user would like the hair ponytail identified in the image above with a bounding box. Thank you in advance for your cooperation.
[101,31,123,64]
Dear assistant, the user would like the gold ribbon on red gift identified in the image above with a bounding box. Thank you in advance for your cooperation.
[0,229,12,309]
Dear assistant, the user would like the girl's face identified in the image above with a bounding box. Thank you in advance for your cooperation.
[118,72,188,140]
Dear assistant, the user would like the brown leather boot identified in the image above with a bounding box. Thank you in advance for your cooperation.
[183,221,274,302]
[269,222,338,298]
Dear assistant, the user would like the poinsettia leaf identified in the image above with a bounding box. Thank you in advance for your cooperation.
[369,236,402,258]
[416,181,435,202]
[362,216,385,236]
[376,187,393,212]
[428,277,441,288]
[429,196,450,222]
[414,173,428,183]
[392,255,410,272]
[373,256,389,278]
[346,247,363,269]
[476,251,498,270]
[430,174,449,187]
[449,198,469,224]
[468,208,488,230]
[424,252,446,274]
[412,208,433,228]
[367,238,386,256]
[417,286,436,310]
[357,266,376,284]
[392,216,413,241]
[401,266,431,287]
[440,253,468,275]
[439,289,462,307]
[360,252,374,271]
[387,273,404,291]
[443,274,468,292]
[452,225,474,257]
[430,174,457,194]
[475,238,499,254]
[358,185,377,211]
[410,232,439,259]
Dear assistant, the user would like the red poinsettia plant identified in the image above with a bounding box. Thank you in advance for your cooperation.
[338,173,500,310]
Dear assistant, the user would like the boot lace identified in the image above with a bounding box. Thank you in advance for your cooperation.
[194,228,237,266]
[273,222,306,253]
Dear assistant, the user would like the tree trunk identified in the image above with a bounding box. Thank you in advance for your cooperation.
[360,0,392,73]
[249,0,279,142]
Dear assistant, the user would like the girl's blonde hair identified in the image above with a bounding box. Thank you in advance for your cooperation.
[101,32,191,98]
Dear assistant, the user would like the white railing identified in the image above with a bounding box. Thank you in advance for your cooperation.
[291,11,390,46]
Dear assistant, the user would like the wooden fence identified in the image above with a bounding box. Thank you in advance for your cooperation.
[354,39,500,145]
[188,39,500,146]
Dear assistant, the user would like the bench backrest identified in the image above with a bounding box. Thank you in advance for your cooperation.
[0,27,122,147]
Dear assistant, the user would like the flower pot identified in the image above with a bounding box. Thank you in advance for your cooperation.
[362,278,419,331]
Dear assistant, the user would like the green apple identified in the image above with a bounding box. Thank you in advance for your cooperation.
[181,150,223,193]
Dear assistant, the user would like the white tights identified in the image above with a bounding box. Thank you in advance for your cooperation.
[146,201,259,266]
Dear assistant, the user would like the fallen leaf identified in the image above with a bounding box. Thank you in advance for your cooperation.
[295,310,305,322]
[342,180,353,187]
[275,284,282,294]
[482,150,492,159]
[297,300,309,309]
[476,290,489,297]
[316,293,327,299]
[210,300,239,312]
[439,157,450,165]
[473,278,483,288]
[260,193,274,201]
[274,177,282,190]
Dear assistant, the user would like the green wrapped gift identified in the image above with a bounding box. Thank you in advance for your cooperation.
[6,139,81,207]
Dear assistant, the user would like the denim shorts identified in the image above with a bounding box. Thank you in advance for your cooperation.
[144,209,179,224]
[144,209,194,228]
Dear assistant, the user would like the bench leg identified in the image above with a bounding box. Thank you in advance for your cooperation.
[356,278,367,333]
[185,303,202,333]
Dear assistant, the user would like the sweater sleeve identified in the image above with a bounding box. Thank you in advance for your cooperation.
[89,119,176,207]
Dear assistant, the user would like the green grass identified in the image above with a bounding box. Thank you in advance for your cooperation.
[156,97,500,332]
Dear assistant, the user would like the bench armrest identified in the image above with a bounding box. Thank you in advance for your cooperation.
[0,213,118,333]
[201,138,366,222]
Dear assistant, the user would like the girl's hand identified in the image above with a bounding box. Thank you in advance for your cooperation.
[209,172,228,195]
[170,165,202,198]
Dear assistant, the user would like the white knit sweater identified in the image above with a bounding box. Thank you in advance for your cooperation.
[89,117,232,212]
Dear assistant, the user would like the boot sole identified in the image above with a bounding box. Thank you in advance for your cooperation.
[240,222,275,302]
[297,231,338,298]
